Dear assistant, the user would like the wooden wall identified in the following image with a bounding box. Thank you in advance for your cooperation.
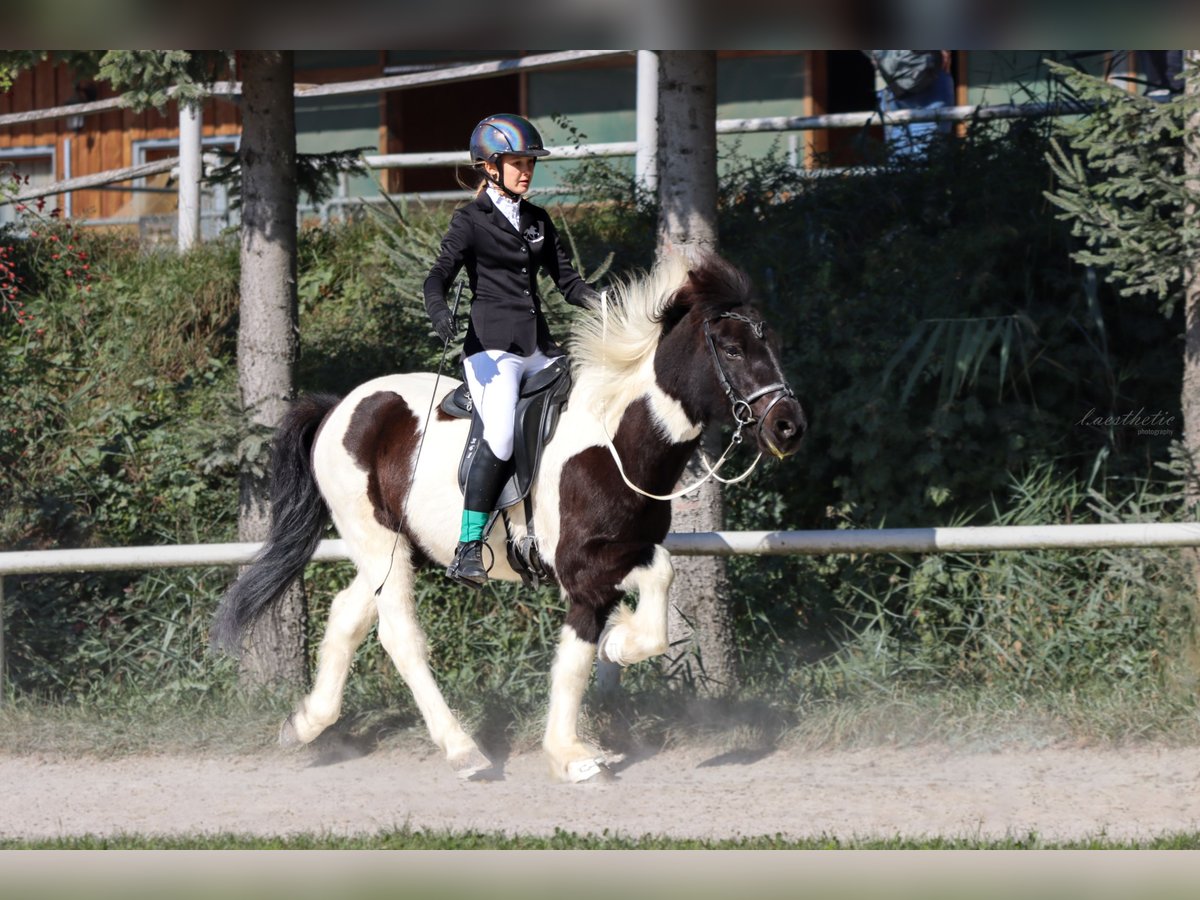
[0,60,243,221]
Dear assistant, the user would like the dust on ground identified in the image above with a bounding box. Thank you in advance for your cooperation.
[2,739,1198,841]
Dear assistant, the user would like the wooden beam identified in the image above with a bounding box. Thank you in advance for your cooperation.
[294,50,632,98]
[2,157,179,204]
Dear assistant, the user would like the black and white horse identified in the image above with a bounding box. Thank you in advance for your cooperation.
[213,254,806,782]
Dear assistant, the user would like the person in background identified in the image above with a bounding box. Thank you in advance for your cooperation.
[1139,51,1184,101]
[868,51,956,158]
[424,113,601,588]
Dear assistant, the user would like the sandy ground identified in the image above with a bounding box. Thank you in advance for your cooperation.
[2,740,1199,842]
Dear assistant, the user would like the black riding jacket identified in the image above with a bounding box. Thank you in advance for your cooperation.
[423,192,599,357]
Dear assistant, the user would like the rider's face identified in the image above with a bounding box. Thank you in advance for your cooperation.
[488,155,536,195]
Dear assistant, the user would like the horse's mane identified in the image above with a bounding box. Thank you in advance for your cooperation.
[569,254,688,384]
[568,254,754,429]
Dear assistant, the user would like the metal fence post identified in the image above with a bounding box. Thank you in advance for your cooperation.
[178,101,202,251]
[0,575,5,706]
[636,50,659,193]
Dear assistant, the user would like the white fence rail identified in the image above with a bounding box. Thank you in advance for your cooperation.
[0,51,631,130]
[2,523,1200,576]
[2,524,1197,703]
[2,98,1086,209]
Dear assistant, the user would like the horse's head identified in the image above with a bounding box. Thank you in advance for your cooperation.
[655,256,807,460]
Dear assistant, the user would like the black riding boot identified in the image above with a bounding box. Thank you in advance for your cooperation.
[446,439,512,588]
[447,539,488,587]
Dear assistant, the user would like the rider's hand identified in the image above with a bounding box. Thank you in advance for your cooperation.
[431,311,456,344]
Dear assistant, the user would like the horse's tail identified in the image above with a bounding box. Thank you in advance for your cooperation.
[211,392,341,655]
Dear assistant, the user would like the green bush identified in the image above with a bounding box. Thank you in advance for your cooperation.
[732,466,1192,702]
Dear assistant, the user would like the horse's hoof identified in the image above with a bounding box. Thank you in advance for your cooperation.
[597,603,637,666]
[597,626,629,667]
[450,747,494,781]
[278,715,303,749]
[565,757,614,784]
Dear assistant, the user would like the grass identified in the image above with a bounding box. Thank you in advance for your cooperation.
[3,828,1200,849]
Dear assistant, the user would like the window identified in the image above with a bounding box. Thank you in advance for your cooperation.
[0,147,56,226]
[129,137,239,237]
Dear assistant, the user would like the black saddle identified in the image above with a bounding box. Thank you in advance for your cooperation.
[440,355,573,513]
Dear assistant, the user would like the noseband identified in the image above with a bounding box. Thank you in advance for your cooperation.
[703,312,796,457]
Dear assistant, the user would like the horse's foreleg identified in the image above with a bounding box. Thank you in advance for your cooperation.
[282,574,377,746]
[374,557,492,780]
[597,545,674,667]
[543,623,613,783]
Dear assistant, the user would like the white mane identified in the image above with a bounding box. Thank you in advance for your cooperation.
[567,255,691,432]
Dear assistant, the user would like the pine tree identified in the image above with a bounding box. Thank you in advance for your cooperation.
[1044,59,1199,311]
[1046,53,1200,648]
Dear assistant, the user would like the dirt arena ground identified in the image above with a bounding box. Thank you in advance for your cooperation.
[2,740,1198,842]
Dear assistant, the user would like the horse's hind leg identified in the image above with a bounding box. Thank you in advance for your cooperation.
[282,573,378,746]
[374,547,492,780]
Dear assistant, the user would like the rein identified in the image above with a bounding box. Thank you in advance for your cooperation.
[599,299,792,501]
[375,281,464,594]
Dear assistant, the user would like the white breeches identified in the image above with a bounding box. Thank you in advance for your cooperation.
[463,348,557,461]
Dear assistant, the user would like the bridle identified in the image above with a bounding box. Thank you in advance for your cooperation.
[703,311,796,460]
[599,300,796,501]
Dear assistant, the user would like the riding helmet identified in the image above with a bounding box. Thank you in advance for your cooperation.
[469,114,550,165]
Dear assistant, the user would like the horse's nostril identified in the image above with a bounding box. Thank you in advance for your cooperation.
[772,413,807,446]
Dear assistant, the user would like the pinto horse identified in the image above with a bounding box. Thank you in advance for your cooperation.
[212,254,806,783]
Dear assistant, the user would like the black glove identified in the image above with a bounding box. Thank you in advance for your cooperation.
[431,310,456,344]
[581,287,607,311]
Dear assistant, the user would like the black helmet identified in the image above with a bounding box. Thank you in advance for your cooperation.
[469,114,550,165]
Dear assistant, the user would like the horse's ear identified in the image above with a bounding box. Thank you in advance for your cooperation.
[656,266,702,334]
[657,254,753,334]
[688,256,752,307]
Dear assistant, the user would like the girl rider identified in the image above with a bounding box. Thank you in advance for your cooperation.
[424,113,601,587]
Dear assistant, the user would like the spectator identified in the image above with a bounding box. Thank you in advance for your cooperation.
[1139,51,1184,101]
[867,51,956,158]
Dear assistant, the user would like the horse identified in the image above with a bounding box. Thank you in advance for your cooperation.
[212,253,807,783]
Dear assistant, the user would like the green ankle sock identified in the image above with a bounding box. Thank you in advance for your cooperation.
[459,509,489,543]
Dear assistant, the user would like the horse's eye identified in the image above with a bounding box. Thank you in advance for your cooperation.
[722,344,742,360]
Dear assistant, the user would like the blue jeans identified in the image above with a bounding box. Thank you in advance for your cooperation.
[878,70,955,159]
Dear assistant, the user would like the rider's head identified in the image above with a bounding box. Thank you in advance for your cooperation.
[469,113,549,198]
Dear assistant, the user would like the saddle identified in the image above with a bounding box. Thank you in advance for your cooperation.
[439,355,573,586]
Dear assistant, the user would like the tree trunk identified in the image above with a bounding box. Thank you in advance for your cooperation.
[236,51,306,688]
[655,51,739,695]
[1183,50,1200,656]
[656,52,719,261]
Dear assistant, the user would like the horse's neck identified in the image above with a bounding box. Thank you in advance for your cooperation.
[558,356,702,500]
[576,352,703,445]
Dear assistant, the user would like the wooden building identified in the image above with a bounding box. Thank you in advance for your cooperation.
[0,50,1142,230]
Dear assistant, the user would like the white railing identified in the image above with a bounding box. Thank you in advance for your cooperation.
[2,92,1088,210]
[0,51,632,130]
[2,523,1197,702]
[2,524,1199,576]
